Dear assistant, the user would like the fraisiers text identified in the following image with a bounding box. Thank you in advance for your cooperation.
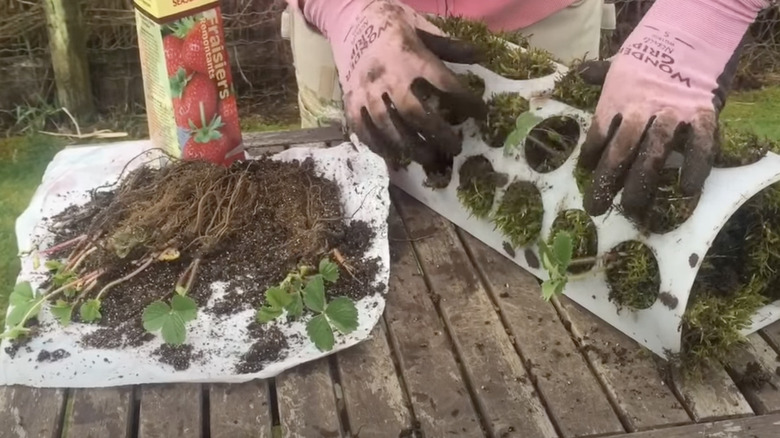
[620,43,692,88]
[203,16,230,99]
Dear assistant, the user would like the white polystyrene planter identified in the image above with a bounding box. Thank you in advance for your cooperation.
[389,57,780,358]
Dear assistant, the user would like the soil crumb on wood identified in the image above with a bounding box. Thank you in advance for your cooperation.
[35,156,382,372]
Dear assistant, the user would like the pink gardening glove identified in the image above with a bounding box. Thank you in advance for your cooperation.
[577,0,774,220]
[290,0,487,176]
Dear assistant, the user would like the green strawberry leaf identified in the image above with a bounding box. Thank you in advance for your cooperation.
[537,239,556,271]
[80,299,102,323]
[53,271,77,288]
[10,282,34,306]
[0,326,30,340]
[142,301,171,332]
[51,300,74,327]
[503,112,543,155]
[319,258,340,283]
[7,282,40,327]
[303,275,326,313]
[44,260,64,272]
[285,291,304,318]
[266,286,292,309]
[552,232,573,270]
[160,312,187,345]
[324,297,359,334]
[257,305,283,323]
[306,314,335,351]
[171,295,198,323]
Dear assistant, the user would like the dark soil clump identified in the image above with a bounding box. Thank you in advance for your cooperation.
[236,322,290,374]
[29,156,382,372]
[154,344,197,371]
[36,349,70,363]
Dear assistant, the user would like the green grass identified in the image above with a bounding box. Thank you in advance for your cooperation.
[722,86,780,140]
[0,135,65,328]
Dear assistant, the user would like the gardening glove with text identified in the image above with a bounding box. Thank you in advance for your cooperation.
[577,0,774,221]
[288,0,488,174]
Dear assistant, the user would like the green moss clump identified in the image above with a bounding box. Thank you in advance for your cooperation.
[605,241,660,310]
[630,168,699,235]
[574,165,592,196]
[491,181,543,248]
[715,124,780,168]
[480,93,530,148]
[457,156,505,218]
[525,117,580,173]
[549,210,598,274]
[456,72,486,97]
[429,16,556,80]
[551,60,603,111]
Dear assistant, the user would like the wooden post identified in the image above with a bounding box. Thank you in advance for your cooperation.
[42,0,95,121]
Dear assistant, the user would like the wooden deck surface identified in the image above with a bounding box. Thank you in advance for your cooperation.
[3,127,780,438]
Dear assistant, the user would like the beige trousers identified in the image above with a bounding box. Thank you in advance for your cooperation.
[281,0,616,128]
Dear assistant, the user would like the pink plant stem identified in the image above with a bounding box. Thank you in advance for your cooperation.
[40,234,86,256]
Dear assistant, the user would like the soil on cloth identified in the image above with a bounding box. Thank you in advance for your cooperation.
[15,157,382,373]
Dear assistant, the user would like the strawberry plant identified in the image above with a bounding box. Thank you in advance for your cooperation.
[258,257,359,351]
[537,231,574,301]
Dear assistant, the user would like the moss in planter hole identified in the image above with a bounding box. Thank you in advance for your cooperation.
[525,116,581,173]
[573,164,593,196]
[480,92,530,148]
[551,60,603,111]
[491,181,544,248]
[549,210,598,274]
[605,241,660,310]
[429,16,556,80]
[457,72,486,97]
[628,168,699,235]
[457,156,507,218]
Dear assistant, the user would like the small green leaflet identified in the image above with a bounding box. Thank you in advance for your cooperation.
[7,282,40,327]
[80,299,102,323]
[307,314,335,351]
[324,297,358,334]
[319,258,340,283]
[552,231,573,270]
[0,326,30,340]
[142,298,197,346]
[303,275,326,313]
[503,112,543,156]
[51,300,74,327]
[266,286,292,309]
[285,292,303,318]
[542,280,564,301]
[44,260,64,272]
[257,306,283,323]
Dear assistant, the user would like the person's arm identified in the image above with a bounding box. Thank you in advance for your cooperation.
[578,0,776,220]
[284,0,487,176]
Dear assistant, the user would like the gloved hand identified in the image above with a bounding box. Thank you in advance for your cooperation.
[576,0,772,220]
[290,0,488,173]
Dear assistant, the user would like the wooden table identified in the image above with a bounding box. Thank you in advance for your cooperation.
[3,126,780,438]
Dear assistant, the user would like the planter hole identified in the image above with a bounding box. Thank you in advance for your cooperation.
[606,240,660,310]
[630,168,699,234]
[491,181,543,248]
[480,92,530,148]
[525,116,580,173]
[457,155,506,218]
[550,209,597,274]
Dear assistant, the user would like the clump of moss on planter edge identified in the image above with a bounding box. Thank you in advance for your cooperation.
[551,61,603,111]
[492,181,544,248]
[429,16,556,80]
[480,92,530,148]
[525,116,581,173]
[457,156,506,218]
[716,124,780,167]
[456,72,486,97]
[605,241,660,310]
[549,210,598,273]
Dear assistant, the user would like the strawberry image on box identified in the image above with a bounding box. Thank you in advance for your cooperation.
[134,0,244,165]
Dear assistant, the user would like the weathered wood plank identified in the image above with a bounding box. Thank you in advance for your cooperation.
[384,206,484,437]
[276,358,342,438]
[0,386,66,438]
[243,125,344,150]
[760,320,780,350]
[394,190,557,438]
[725,333,780,414]
[621,412,780,437]
[42,0,94,119]
[668,362,752,421]
[336,320,414,437]
[64,387,133,438]
[210,380,273,438]
[554,298,690,431]
[458,230,625,437]
[139,384,201,438]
